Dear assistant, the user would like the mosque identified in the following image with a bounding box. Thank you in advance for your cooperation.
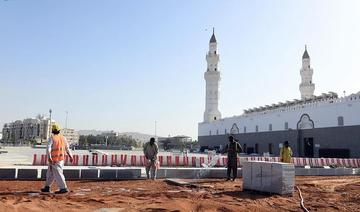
[198,31,360,158]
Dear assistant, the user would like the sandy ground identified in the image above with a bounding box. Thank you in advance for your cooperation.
[0,176,359,212]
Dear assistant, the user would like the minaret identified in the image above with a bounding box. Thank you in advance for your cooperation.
[299,45,315,99]
[203,28,221,122]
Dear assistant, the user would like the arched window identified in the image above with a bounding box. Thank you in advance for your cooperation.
[216,129,219,135]
[209,130,211,135]
[243,127,247,133]
[225,129,227,134]
[269,124,272,131]
[338,116,344,126]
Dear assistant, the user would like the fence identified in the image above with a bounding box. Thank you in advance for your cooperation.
[32,153,360,168]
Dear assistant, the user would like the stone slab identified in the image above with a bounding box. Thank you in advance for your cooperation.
[40,169,80,180]
[17,169,38,180]
[0,168,16,179]
[243,161,295,195]
[295,168,309,176]
[116,169,141,179]
[163,169,197,179]
[81,169,99,179]
[318,168,336,176]
[157,168,241,179]
[64,169,81,179]
[100,169,117,179]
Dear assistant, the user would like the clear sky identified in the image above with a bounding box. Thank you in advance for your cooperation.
[0,0,359,139]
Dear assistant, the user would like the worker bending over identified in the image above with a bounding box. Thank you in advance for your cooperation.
[143,137,159,180]
[41,124,73,194]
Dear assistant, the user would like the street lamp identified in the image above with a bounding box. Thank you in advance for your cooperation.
[49,109,52,139]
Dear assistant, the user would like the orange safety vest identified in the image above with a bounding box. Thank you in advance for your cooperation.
[51,135,66,162]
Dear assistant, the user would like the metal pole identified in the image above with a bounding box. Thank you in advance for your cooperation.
[155,121,157,139]
[49,109,52,139]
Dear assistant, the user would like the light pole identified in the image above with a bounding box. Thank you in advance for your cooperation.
[155,121,157,140]
[49,109,52,139]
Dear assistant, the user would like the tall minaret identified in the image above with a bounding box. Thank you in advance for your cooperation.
[299,45,315,99]
[203,29,221,122]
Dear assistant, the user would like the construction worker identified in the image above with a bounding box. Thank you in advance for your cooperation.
[143,137,159,180]
[41,124,73,194]
[223,136,242,181]
[280,141,293,163]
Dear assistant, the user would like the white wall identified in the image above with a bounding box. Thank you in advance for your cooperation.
[199,93,360,136]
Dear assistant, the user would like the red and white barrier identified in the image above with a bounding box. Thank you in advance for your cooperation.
[31,154,360,168]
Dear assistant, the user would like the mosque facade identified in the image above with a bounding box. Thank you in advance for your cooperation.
[198,32,360,158]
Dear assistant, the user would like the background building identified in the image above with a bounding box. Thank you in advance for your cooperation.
[158,135,193,151]
[199,33,360,158]
[61,128,80,145]
[2,115,53,144]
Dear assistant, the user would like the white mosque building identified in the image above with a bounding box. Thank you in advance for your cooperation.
[198,31,360,158]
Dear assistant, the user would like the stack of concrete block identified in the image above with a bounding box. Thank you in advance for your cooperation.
[243,161,295,195]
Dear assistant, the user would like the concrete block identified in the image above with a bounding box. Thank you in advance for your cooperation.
[158,168,239,179]
[64,169,81,179]
[242,161,295,195]
[100,169,117,179]
[250,162,262,191]
[156,169,166,179]
[242,162,252,190]
[81,169,99,179]
[0,169,16,179]
[41,169,80,180]
[343,168,353,175]
[307,168,319,176]
[207,169,227,178]
[117,169,141,179]
[164,169,197,179]
[17,169,38,180]
[318,168,336,176]
[295,168,309,176]
[271,163,295,194]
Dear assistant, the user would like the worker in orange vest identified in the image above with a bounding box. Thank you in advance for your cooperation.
[41,124,73,194]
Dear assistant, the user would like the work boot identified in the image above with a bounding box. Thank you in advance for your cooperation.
[55,188,69,194]
[40,186,50,192]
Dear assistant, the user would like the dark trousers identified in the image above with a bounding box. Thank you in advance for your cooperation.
[227,160,237,180]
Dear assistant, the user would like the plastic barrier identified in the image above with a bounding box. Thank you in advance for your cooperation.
[32,154,360,168]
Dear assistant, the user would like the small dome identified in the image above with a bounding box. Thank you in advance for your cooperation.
[210,33,217,43]
[302,45,310,59]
